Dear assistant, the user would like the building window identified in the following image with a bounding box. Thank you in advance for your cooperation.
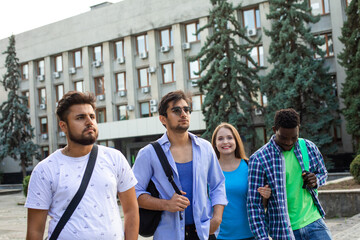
[162,62,175,83]
[315,33,334,58]
[117,105,128,121]
[310,0,330,15]
[136,34,148,55]
[56,84,64,103]
[96,108,106,123]
[93,45,102,62]
[255,127,268,145]
[73,50,82,68]
[40,117,48,134]
[22,91,30,107]
[192,95,204,111]
[74,80,84,92]
[243,8,261,29]
[160,28,173,47]
[248,45,264,68]
[138,68,150,88]
[54,55,63,72]
[189,59,200,80]
[140,102,152,118]
[114,40,124,59]
[41,146,49,159]
[116,72,126,91]
[331,125,342,141]
[94,77,105,95]
[38,88,46,105]
[185,22,200,43]
[37,60,45,76]
[21,63,29,80]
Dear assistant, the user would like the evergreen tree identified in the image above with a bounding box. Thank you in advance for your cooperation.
[338,0,360,154]
[190,0,261,151]
[0,35,40,178]
[262,0,338,152]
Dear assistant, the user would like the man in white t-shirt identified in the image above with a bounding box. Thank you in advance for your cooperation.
[25,91,139,240]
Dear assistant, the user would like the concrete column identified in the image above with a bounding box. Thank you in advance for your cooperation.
[329,0,353,152]
[62,52,70,93]
[44,56,57,153]
[173,23,186,90]
[28,61,37,143]
[124,36,136,119]
[259,2,272,71]
[147,30,159,116]
[82,46,92,92]
[103,41,114,122]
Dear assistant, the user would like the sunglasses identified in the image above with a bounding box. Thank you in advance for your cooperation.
[170,106,192,116]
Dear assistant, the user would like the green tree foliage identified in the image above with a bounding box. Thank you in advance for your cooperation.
[190,0,261,151]
[338,0,360,154]
[262,0,338,153]
[0,35,40,178]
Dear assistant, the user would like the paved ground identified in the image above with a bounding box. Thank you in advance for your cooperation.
[0,192,359,240]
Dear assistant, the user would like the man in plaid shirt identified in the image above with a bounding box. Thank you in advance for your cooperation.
[247,108,332,240]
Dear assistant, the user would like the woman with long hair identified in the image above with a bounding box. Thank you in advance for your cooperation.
[211,123,271,240]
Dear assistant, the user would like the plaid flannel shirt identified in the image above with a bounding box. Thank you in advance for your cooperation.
[247,136,328,240]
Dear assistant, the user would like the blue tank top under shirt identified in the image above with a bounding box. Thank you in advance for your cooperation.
[217,159,253,239]
[175,161,194,225]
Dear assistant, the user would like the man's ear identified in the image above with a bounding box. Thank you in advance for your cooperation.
[159,115,167,127]
[59,120,67,133]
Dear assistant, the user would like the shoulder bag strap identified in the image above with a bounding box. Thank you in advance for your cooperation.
[150,141,182,195]
[298,138,310,171]
[49,144,98,240]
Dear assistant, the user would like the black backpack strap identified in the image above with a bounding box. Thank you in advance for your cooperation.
[49,144,98,240]
[150,141,182,195]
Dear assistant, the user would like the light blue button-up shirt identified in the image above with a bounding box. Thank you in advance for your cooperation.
[133,132,228,240]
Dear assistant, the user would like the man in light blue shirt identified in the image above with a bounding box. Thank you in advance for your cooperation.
[132,90,227,240]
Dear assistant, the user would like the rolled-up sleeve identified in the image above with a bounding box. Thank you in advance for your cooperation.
[208,147,227,206]
[132,146,153,199]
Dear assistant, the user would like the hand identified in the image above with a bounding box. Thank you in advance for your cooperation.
[209,216,222,235]
[302,171,317,189]
[257,185,271,199]
[165,191,190,212]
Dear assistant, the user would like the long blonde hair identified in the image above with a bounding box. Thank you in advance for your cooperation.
[211,122,248,160]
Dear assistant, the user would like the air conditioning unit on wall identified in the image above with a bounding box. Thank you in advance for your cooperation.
[141,87,150,93]
[37,75,45,81]
[139,52,148,59]
[41,133,48,140]
[92,60,101,68]
[247,28,257,37]
[39,104,46,110]
[118,90,126,97]
[150,106,158,113]
[53,72,60,79]
[182,42,191,50]
[117,57,125,64]
[69,67,76,74]
[254,108,263,116]
[97,94,105,101]
[160,46,170,53]
[150,99,157,106]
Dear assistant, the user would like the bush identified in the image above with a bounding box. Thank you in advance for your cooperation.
[23,175,31,197]
[350,154,360,184]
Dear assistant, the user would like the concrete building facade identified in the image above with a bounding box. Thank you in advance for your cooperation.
[0,0,353,182]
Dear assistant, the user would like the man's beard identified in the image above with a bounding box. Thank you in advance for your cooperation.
[68,128,98,145]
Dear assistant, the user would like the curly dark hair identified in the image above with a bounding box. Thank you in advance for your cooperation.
[56,91,96,122]
[274,108,300,130]
[158,90,191,117]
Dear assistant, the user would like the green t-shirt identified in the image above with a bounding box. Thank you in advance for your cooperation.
[283,147,321,230]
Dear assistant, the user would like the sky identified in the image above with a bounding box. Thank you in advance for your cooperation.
[0,0,122,40]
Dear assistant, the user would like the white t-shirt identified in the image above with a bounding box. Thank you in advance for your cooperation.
[25,145,137,240]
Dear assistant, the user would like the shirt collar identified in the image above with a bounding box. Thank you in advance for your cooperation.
[157,131,200,149]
